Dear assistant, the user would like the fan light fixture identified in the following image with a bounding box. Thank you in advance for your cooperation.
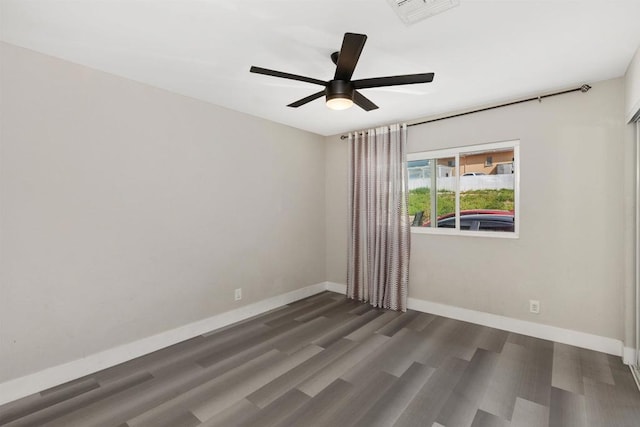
[326,96,353,110]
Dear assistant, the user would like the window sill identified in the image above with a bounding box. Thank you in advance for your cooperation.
[410,227,519,239]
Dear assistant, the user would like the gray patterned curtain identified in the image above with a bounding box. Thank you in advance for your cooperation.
[347,123,410,311]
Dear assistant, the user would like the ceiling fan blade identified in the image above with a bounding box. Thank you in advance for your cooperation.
[334,33,367,81]
[250,66,326,86]
[353,91,378,111]
[353,73,435,89]
[288,90,326,108]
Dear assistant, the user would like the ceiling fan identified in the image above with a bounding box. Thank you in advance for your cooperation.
[250,32,434,111]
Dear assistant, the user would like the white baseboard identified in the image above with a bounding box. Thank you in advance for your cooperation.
[0,282,328,406]
[325,281,347,294]
[324,283,626,360]
[623,346,638,366]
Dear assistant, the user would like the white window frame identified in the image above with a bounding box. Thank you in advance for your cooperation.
[408,139,520,239]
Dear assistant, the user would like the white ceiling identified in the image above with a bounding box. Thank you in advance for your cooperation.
[2,0,640,136]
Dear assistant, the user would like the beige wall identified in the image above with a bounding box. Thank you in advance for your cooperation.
[0,43,326,382]
[326,78,629,342]
[325,138,349,285]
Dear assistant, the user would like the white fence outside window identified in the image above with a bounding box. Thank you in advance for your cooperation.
[408,175,515,192]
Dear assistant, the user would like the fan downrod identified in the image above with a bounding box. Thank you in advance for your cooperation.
[330,51,340,65]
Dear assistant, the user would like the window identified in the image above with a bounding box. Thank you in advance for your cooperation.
[407,140,519,237]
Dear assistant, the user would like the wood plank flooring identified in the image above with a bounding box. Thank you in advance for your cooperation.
[1,291,639,427]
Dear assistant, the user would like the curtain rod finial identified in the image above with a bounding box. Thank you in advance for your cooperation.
[581,84,591,93]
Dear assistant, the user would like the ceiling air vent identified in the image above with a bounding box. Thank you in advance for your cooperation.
[387,0,460,25]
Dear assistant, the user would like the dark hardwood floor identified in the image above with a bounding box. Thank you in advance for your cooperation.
[1,291,639,427]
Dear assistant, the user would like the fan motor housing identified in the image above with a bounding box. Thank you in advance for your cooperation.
[326,80,354,101]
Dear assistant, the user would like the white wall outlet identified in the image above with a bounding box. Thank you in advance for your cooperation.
[234,288,242,301]
[529,299,540,314]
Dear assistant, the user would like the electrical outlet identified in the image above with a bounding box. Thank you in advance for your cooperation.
[529,299,540,314]
[234,288,242,301]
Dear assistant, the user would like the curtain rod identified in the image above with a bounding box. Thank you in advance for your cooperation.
[339,84,591,140]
